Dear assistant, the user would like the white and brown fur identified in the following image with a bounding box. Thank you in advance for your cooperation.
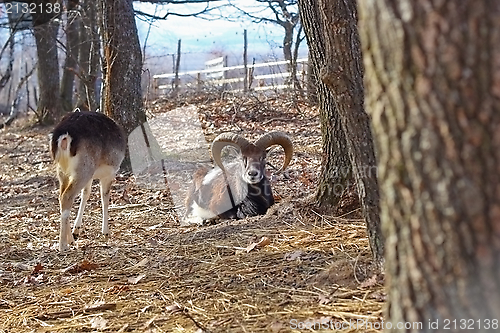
[50,111,126,251]
[184,132,293,225]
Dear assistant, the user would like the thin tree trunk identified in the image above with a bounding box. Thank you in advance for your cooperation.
[243,29,248,93]
[32,2,61,124]
[283,22,293,64]
[0,63,36,129]
[100,0,146,171]
[298,0,352,212]
[291,24,304,92]
[0,30,15,92]
[359,0,500,331]
[77,0,99,111]
[77,0,91,111]
[173,39,181,97]
[60,0,80,112]
[87,0,100,112]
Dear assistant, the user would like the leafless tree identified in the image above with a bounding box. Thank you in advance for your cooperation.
[31,0,62,124]
[99,0,146,171]
[133,0,227,21]
[60,0,80,111]
[226,0,304,88]
[0,29,15,93]
[76,0,100,112]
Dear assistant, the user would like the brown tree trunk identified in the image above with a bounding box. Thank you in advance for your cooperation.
[299,0,384,263]
[0,32,14,92]
[77,0,100,111]
[32,0,61,124]
[100,0,146,170]
[298,0,352,211]
[60,0,80,112]
[283,22,293,64]
[359,1,500,331]
[290,24,304,92]
[319,0,383,262]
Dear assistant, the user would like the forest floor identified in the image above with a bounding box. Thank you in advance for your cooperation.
[0,93,384,332]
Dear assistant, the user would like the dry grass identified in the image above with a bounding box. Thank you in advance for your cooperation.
[0,94,384,332]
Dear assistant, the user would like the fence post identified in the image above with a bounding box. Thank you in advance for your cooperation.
[222,56,228,91]
[301,62,307,90]
[243,29,248,93]
[248,58,255,91]
[153,77,158,98]
[197,72,201,92]
[174,39,181,96]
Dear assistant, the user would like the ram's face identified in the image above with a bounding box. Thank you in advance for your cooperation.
[242,146,267,184]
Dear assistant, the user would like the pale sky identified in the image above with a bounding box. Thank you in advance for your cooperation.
[134,1,306,73]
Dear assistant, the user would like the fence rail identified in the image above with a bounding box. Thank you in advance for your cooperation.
[153,57,308,95]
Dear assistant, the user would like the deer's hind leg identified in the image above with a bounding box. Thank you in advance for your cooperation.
[99,175,115,236]
[58,168,93,251]
[72,179,93,239]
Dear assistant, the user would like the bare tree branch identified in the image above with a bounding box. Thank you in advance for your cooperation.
[0,61,37,129]
[133,0,228,21]
[134,0,222,3]
[134,4,225,21]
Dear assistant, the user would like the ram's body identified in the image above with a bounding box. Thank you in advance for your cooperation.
[51,111,126,251]
[184,132,293,224]
[185,163,274,224]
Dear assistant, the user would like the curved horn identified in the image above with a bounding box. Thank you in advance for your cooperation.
[211,132,251,171]
[254,131,293,172]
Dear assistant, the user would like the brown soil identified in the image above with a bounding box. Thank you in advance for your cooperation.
[0,94,384,332]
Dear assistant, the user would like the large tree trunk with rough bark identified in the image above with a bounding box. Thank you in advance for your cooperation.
[299,0,383,263]
[298,0,352,211]
[359,1,500,331]
[32,0,61,124]
[60,0,80,111]
[100,0,146,170]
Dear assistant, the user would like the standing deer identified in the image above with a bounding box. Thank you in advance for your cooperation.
[50,111,126,251]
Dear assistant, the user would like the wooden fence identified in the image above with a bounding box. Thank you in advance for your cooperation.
[152,57,308,96]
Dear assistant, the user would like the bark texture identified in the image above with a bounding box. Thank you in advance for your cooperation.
[299,0,383,262]
[298,0,352,211]
[359,1,500,331]
[77,0,100,111]
[100,0,146,170]
[32,0,61,124]
[318,0,382,262]
[60,0,80,111]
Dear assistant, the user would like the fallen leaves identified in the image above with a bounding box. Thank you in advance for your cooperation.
[105,285,130,294]
[63,260,99,274]
[245,236,271,253]
[0,97,383,332]
[16,273,45,286]
[32,262,43,274]
[11,262,45,286]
